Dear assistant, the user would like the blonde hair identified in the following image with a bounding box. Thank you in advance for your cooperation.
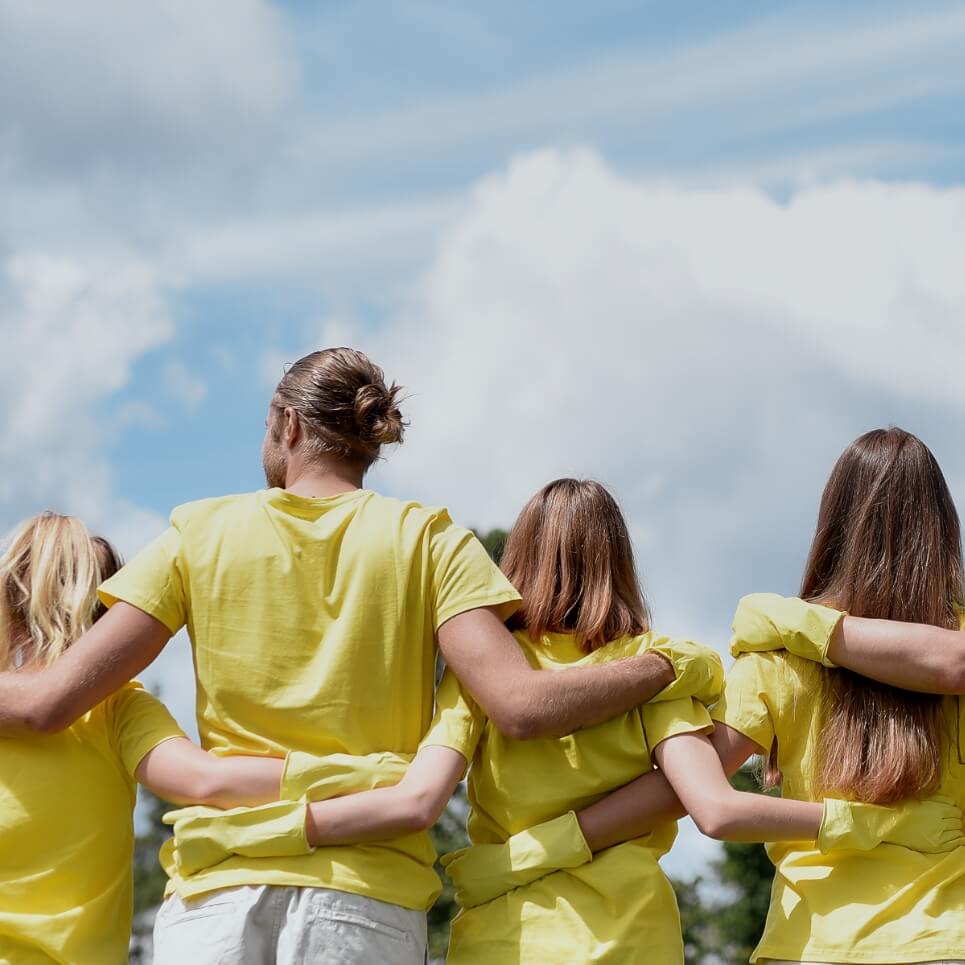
[0,513,122,670]
[501,478,651,651]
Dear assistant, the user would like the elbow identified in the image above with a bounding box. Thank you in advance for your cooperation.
[688,798,735,841]
[938,653,965,694]
[486,679,555,740]
[25,699,75,735]
[488,700,543,741]
[398,788,448,834]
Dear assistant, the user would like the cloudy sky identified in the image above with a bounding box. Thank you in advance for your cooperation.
[3,0,965,876]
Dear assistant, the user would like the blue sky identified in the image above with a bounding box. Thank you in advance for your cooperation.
[2,0,965,877]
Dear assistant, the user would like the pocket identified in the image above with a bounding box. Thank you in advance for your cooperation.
[320,908,411,944]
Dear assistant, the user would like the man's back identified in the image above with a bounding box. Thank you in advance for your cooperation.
[99,486,520,908]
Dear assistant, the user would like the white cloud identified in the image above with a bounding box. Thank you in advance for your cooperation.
[320,148,965,640]
[0,250,173,553]
[290,4,965,173]
[0,0,295,177]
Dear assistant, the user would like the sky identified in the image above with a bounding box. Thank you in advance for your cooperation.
[2,0,965,879]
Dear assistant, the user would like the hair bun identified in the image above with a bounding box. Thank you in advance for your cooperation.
[354,383,405,446]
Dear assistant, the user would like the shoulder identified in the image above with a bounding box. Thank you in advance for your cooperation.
[365,492,456,529]
[727,649,820,696]
[169,492,262,530]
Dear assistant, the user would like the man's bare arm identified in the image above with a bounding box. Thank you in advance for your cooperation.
[437,606,675,740]
[0,603,170,734]
[827,617,965,694]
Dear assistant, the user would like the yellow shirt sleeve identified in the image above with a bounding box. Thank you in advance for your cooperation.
[108,682,187,777]
[641,696,713,749]
[711,653,780,753]
[419,668,485,765]
[98,524,188,635]
[428,515,521,629]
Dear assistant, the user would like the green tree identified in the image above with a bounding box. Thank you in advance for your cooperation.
[709,768,776,963]
[671,765,777,964]
[130,787,172,961]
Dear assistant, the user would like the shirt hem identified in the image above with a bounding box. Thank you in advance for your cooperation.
[752,941,965,963]
[167,869,436,912]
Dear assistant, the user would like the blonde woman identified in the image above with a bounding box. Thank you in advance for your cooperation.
[0,513,294,965]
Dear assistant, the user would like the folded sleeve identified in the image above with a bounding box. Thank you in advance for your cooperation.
[641,696,713,750]
[109,682,187,778]
[98,523,188,635]
[428,514,521,630]
[711,653,779,754]
[419,668,485,765]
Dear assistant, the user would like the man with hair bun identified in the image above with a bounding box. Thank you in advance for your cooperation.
[0,347,716,964]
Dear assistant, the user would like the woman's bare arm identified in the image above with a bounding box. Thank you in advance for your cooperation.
[135,738,285,809]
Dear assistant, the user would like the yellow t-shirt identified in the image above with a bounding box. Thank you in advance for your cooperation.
[431,630,713,965]
[0,683,184,965]
[98,488,521,910]
[714,627,965,963]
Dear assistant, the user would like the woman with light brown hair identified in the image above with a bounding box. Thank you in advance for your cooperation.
[435,467,964,964]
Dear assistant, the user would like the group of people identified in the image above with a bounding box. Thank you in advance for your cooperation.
[1,346,964,965]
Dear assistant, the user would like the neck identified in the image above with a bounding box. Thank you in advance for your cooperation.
[285,459,365,498]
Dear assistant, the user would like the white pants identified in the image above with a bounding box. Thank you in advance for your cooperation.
[153,885,427,965]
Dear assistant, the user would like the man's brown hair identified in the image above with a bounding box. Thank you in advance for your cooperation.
[271,347,405,470]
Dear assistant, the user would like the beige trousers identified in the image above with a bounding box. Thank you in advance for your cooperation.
[153,884,427,965]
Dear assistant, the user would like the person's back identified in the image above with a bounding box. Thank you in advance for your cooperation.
[96,348,520,959]
[719,427,965,964]
[722,646,965,962]
[103,485,517,909]
[441,479,714,965]
[0,515,184,965]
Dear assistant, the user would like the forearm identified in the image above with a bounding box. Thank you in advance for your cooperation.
[576,725,753,852]
[136,739,285,808]
[304,745,465,844]
[576,768,686,852]
[0,603,170,734]
[829,616,965,693]
[438,607,675,741]
[305,785,429,844]
[693,788,822,842]
[499,653,675,740]
[656,732,823,843]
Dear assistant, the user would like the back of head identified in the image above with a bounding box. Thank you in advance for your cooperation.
[272,347,406,472]
[802,427,964,803]
[0,513,122,670]
[500,478,650,651]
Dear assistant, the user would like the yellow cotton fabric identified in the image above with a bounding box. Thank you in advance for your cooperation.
[716,603,965,964]
[98,488,520,910]
[0,683,184,965]
[430,630,713,965]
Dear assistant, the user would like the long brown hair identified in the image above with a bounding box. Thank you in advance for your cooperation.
[778,428,963,803]
[501,478,651,651]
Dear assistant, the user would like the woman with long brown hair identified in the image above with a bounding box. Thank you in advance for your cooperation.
[713,426,965,963]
